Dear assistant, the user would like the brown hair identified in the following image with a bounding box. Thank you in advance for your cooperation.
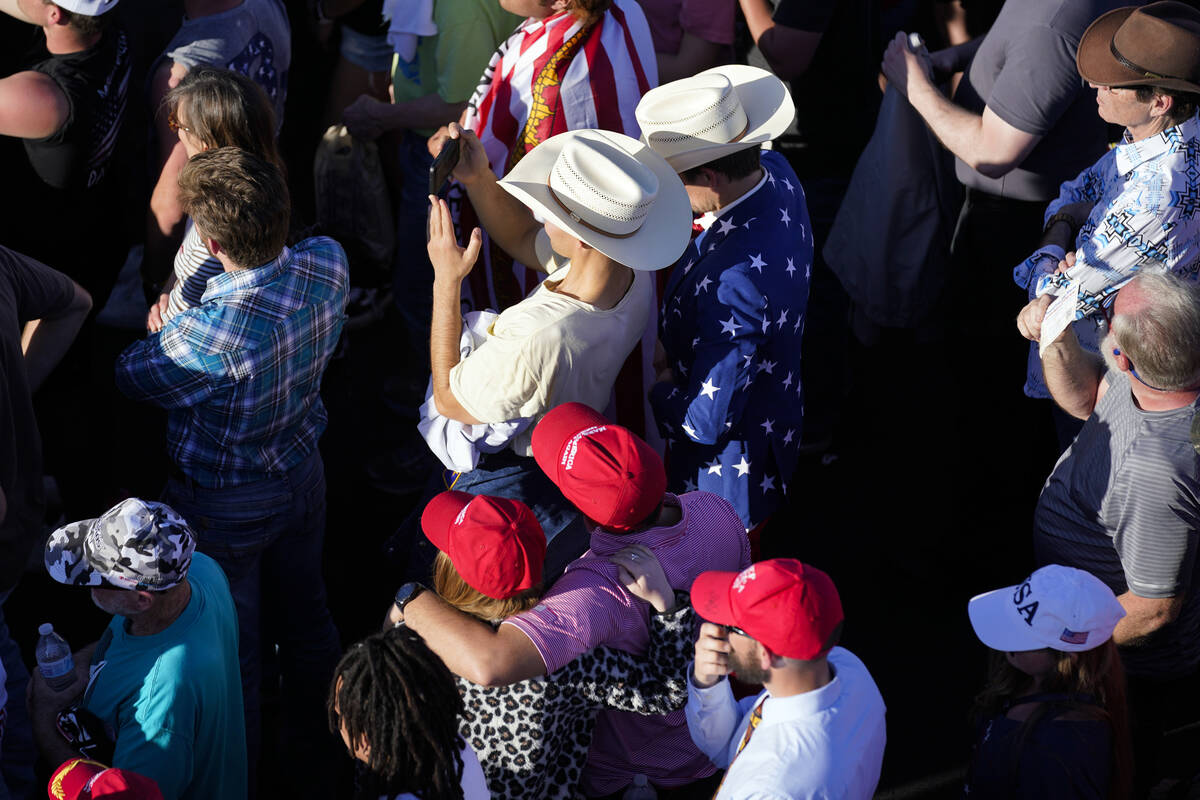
[177,147,290,269]
[972,642,1132,800]
[567,0,611,22]
[166,67,283,172]
[432,552,542,622]
[45,1,108,36]
[1132,85,1200,128]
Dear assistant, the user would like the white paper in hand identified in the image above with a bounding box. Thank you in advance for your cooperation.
[1039,284,1080,357]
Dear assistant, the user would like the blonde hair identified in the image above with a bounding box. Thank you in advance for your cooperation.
[432,552,542,622]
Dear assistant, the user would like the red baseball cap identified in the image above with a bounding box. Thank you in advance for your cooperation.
[691,559,844,660]
[421,491,546,599]
[48,759,163,800]
[531,403,666,531]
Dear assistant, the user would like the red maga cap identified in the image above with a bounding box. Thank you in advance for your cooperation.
[691,559,844,660]
[531,403,666,531]
[421,491,546,599]
[48,759,163,800]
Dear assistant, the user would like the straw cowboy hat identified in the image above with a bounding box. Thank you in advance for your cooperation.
[498,129,692,271]
[1076,1,1200,94]
[635,64,795,173]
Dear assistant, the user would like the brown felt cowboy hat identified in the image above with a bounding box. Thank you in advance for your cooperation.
[1077,1,1200,94]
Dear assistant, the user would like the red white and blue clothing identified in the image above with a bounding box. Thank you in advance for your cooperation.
[115,237,349,488]
[650,151,812,528]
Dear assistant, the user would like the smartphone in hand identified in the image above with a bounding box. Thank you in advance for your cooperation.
[429,137,461,196]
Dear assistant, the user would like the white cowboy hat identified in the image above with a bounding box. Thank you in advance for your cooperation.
[636,64,795,173]
[498,129,692,272]
[54,0,119,14]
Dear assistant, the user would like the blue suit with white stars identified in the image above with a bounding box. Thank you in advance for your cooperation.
[649,150,812,529]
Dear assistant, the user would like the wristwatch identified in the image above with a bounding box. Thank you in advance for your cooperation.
[393,582,427,615]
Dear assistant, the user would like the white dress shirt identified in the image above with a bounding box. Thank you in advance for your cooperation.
[685,647,887,799]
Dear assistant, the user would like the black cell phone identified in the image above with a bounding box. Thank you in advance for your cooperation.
[429,137,461,196]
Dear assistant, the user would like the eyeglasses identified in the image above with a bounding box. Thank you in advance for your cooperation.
[723,624,751,638]
[167,111,192,134]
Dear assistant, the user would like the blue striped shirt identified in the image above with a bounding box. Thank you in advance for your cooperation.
[116,237,348,488]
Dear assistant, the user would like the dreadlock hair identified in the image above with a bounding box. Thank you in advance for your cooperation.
[328,627,467,800]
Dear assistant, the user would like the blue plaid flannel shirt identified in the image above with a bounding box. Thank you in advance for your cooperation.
[116,236,349,488]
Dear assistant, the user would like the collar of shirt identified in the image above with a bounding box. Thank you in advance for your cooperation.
[1114,113,1200,175]
[202,245,293,303]
[587,493,687,554]
[760,661,843,724]
[694,169,770,248]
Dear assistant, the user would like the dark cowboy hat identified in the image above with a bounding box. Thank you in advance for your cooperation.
[1077,2,1200,94]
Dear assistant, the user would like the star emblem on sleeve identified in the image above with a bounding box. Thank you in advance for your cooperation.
[782,371,793,390]
[785,258,796,278]
[780,208,791,227]
[683,478,698,492]
[756,360,776,375]
[732,456,751,477]
[694,276,713,295]
[742,217,756,230]
[682,422,698,439]
[776,308,788,328]
[760,418,775,434]
[748,254,766,273]
[783,178,795,194]
[782,428,795,444]
[699,378,720,399]
[705,458,723,476]
[716,217,737,236]
[760,474,777,492]
[719,316,742,337]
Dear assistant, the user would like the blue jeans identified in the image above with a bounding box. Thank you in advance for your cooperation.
[0,588,33,800]
[165,449,341,798]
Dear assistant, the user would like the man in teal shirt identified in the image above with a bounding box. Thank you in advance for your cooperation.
[31,498,246,800]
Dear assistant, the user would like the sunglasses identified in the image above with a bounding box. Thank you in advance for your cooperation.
[167,111,192,134]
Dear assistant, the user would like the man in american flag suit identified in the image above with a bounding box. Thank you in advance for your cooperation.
[640,66,811,530]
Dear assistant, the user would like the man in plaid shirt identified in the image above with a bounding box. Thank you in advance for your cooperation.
[115,147,348,797]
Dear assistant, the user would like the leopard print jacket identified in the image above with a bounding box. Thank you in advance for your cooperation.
[456,594,694,800]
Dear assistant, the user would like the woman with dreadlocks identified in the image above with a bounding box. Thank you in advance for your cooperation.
[328,626,490,800]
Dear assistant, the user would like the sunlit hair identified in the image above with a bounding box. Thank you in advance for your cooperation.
[972,641,1132,800]
[567,0,611,22]
[327,627,465,800]
[432,551,542,622]
[1111,271,1200,390]
[165,67,283,172]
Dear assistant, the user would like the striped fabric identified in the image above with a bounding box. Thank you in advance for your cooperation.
[505,491,751,793]
[456,0,660,444]
[1034,372,1200,677]
[116,237,349,488]
[162,222,223,325]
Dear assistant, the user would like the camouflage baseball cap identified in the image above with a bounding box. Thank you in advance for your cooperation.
[45,499,196,591]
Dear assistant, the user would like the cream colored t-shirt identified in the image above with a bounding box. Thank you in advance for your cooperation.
[449,234,654,455]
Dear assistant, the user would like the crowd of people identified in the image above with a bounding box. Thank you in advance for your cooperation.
[2,0,1200,797]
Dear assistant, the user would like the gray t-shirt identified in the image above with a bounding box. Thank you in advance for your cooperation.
[1034,373,1200,678]
[952,0,1124,201]
[162,0,291,124]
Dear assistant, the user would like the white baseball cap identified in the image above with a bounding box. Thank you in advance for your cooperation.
[54,0,119,16]
[968,564,1126,653]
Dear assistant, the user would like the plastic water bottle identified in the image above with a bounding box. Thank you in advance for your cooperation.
[35,623,75,691]
[621,774,657,800]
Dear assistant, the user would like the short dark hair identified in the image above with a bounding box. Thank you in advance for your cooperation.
[681,146,762,183]
[568,0,611,20]
[177,147,290,269]
[1132,85,1200,127]
[45,1,109,35]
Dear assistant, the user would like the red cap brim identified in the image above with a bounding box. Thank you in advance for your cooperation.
[420,491,474,555]
[690,570,740,626]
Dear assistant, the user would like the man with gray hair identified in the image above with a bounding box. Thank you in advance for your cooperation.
[1027,270,1200,783]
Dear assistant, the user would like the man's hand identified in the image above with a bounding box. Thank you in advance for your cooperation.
[428,196,482,284]
[881,31,933,99]
[1056,251,1077,274]
[446,123,493,187]
[428,125,452,159]
[692,622,732,689]
[146,293,170,333]
[1017,294,1055,342]
[343,95,391,140]
[608,545,673,613]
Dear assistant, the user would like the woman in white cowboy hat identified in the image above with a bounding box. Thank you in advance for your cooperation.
[414,122,689,545]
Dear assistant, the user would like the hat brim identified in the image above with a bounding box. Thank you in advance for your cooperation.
[691,570,741,627]
[647,64,796,174]
[1077,6,1200,93]
[420,491,473,555]
[498,130,692,272]
[967,586,1046,652]
[44,519,104,587]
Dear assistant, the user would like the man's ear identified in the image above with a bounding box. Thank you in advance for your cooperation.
[43,3,65,26]
[204,237,223,257]
[1149,92,1174,121]
[131,591,156,613]
[757,642,775,671]
[549,0,570,12]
